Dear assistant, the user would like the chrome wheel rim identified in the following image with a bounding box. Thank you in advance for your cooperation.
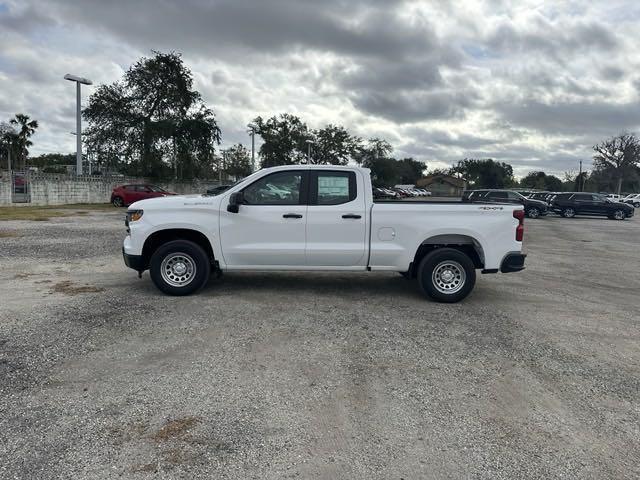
[113,198,123,207]
[614,210,624,220]
[564,208,575,218]
[432,260,466,295]
[528,208,539,218]
[160,252,196,287]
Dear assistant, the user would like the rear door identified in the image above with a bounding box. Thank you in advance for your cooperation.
[305,170,367,266]
[589,194,609,215]
[571,193,594,213]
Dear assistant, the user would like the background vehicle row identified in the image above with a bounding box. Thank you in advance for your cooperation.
[462,189,549,218]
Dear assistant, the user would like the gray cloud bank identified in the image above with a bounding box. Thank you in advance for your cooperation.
[1,0,639,175]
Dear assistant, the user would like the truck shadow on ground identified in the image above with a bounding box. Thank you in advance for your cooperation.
[201,271,427,300]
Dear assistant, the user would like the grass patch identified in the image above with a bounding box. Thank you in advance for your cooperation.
[0,203,114,221]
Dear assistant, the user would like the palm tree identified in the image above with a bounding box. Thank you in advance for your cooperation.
[9,114,38,169]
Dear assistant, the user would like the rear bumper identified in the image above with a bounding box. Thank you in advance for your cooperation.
[500,253,526,273]
[123,247,145,272]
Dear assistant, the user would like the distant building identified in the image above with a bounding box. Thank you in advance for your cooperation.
[416,175,467,197]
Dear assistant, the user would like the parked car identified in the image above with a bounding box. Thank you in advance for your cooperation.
[461,190,474,202]
[415,188,432,196]
[111,184,175,207]
[605,194,623,202]
[373,187,394,199]
[528,192,551,203]
[206,184,233,196]
[464,189,549,218]
[122,165,526,302]
[551,193,634,220]
[621,193,640,208]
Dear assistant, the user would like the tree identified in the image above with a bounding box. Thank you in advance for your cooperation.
[354,137,393,165]
[84,51,221,179]
[396,158,426,184]
[5,114,38,169]
[312,124,361,165]
[429,167,451,176]
[520,171,563,191]
[0,122,16,169]
[450,158,514,188]
[253,114,310,167]
[592,133,640,194]
[223,144,252,178]
[366,157,403,186]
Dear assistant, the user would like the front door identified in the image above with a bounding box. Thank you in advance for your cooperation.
[220,170,308,267]
[305,170,367,267]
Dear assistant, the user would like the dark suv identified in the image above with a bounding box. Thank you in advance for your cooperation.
[551,193,634,220]
[464,190,549,218]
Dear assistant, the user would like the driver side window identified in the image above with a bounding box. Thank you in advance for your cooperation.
[243,171,303,205]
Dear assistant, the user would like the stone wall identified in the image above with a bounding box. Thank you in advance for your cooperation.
[0,171,223,206]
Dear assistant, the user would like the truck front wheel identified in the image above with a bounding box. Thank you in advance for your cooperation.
[149,240,210,296]
[417,248,476,303]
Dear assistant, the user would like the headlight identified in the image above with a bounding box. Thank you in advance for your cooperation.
[126,210,144,223]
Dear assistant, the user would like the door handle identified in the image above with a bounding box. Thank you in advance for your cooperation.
[342,214,361,219]
[283,213,303,219]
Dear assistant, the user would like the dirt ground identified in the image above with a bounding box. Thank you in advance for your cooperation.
[0,207,638,479]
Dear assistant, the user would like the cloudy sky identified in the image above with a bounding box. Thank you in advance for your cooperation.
[1,0,640,176]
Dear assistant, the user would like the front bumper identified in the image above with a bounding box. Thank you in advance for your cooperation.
[123,247,145,272]
[501,253,526,273]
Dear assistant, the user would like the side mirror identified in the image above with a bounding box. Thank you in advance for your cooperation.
[227,191,244,213]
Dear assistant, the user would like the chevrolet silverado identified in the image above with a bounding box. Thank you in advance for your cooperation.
[123,165,526,302]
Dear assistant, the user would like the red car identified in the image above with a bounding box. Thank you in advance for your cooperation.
[111,184,175,207]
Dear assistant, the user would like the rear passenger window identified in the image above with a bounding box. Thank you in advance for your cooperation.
[573,194,591,201]
[488,191,508,199]
[313,171,356,205]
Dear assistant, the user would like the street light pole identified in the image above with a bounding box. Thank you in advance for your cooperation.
[64,74,92,175]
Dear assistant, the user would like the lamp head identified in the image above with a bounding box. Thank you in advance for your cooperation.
[64,74,93,85]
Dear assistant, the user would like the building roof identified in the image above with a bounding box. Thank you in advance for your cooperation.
[418,175,466,188]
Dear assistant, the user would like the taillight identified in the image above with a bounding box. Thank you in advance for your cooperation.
[513,209,524,241]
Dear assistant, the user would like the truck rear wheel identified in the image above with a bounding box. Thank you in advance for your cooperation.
[417,248,476,303]
[150,240,210,296]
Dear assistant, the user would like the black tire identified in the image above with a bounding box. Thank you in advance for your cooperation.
[112,196,124,207]
[634,202,640,208]
[149,240,211,296]
[417,248,476,303]
[399,271,411,279]
[562,207,575,218]
[526,207,539,219]
[612,209,626,221]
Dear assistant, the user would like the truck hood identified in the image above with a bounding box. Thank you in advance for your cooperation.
[129,194,213,210]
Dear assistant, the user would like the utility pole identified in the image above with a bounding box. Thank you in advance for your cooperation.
[305,139,315,164]
[578,160,583,192]
[247,123,257,172]
[219,150,226,183]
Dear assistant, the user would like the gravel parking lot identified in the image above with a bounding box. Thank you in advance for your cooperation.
[0,208,639,479]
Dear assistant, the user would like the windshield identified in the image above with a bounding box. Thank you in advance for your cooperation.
[149,186,167,192]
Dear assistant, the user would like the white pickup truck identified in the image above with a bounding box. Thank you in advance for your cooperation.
[123,165,526,302]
